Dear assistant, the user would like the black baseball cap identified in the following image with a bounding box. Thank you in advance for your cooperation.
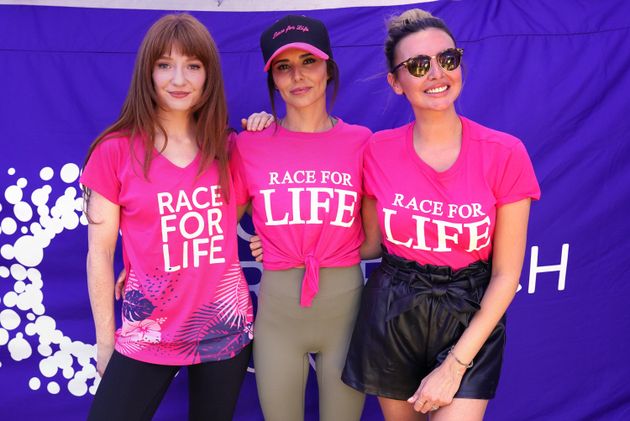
[260,15,332,71]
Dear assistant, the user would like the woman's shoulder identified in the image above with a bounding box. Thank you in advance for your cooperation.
[93,132,134,154]
[336,119,372,138]
[233,125,277,154]
[236,125,275,141]
[369,122,413,145]
[461,116,522,150]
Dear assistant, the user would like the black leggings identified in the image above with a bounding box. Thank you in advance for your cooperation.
[87,343,252,421]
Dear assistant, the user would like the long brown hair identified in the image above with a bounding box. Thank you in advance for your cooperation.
[83,13,231,213]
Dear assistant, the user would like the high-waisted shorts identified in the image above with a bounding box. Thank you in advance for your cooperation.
[341,250,506,400]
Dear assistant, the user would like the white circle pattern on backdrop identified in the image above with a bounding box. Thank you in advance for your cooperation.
[0,162,268,397]
[1,163,97,397]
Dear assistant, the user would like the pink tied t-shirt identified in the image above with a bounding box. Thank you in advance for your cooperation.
[231,120,371,306]
[364,116,541,269]
[80,135,253,365]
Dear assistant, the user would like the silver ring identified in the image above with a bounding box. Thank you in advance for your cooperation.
[431,405,439,411]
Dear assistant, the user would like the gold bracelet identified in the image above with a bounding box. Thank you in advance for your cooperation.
[448,346,473,368]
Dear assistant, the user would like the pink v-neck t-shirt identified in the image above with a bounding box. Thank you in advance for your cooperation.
[80,135,253,365]
[364,116,540,269]
[231,120,371,306]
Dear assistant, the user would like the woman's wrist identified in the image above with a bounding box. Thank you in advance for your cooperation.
[443,346,472,376]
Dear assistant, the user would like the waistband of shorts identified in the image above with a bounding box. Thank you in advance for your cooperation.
[380,248,491,289]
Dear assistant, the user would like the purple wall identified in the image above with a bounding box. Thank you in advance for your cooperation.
[1,1,629,419]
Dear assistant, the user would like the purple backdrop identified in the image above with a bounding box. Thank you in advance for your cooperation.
[1,1,629,420]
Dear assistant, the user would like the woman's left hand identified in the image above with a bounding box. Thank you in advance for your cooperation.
[249,235,263,262]
[407,355,466,413]
[241,111,274,132]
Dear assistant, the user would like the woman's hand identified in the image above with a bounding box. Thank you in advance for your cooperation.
[114,268,127,300]
[359,197,382,260]
[407,354,466,413]
[249,235,263,262]
[241,111,274,132]
[96,341,115,377]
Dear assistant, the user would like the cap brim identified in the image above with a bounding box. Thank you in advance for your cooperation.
[263,42,329,71]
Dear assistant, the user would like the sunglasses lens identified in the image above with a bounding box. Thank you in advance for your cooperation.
[407,56,431,77]
[437,49,462,71]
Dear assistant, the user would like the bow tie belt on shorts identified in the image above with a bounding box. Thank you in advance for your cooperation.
[380,251,491,327]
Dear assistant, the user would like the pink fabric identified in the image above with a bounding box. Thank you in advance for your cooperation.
[231,120,371,306]
[364,116,540,269]
[80,135,253,365]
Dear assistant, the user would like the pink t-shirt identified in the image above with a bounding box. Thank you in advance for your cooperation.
[364,116,540,269]
[231,120,371,306]
[80,135,253,365]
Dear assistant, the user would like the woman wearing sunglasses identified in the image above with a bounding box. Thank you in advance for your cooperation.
[341,9,540,420]
[231,14,375,421]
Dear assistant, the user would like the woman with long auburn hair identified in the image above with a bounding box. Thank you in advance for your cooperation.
[81,13,254,420]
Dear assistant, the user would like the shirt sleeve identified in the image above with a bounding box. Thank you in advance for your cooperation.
[79,138,123,205]
[229,138,251,206]
[495,141,541,206]
[361,139,377,199]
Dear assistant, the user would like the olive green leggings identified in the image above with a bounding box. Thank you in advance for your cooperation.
[253,266,365,421]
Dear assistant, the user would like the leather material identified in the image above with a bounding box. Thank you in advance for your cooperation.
[342,250,506,400]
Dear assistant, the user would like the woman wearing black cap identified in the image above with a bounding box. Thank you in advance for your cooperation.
[231,14,379,421]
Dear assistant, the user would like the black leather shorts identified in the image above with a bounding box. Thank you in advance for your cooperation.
[342,250,506,400]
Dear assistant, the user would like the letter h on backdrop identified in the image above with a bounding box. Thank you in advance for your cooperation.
[527,243,569,293]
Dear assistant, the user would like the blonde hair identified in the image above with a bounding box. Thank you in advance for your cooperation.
[384,9,456,71]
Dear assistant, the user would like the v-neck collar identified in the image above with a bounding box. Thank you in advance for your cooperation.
[406,116,467,179]
[153,148,201,171]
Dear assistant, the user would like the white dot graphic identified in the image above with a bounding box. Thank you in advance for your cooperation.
[14,201,33,222]
[29,377,41,390]
[1,244,15,260]
[1,217,17,235]
[8,333,32,361]
[68,377,88,396]
[15,281,26,293]
[1,309,21,330]
[39,167,54,181]
[38,343,52,357]
[31,187,50,206]
[11,264,27,281]
[63,367,74,379]
[47,381,60,394]
[60,163,80,184]
[13,236,44,267]
[2,161,102,397]
[5,185,23,204]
